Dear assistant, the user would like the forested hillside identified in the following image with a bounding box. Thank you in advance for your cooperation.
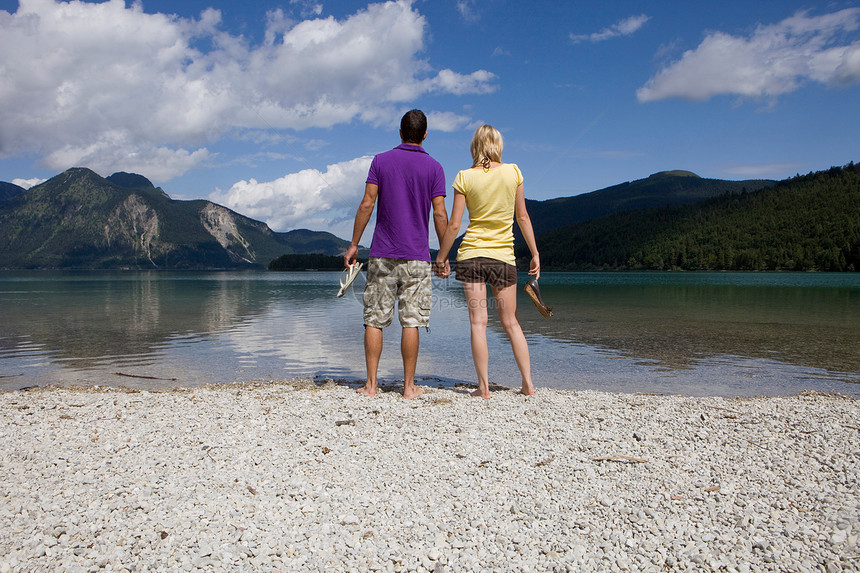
[0,181,25,202]
[533,163,860,271]
[269,253,347,270]
[447,170,775,259]
[521,170,774,239]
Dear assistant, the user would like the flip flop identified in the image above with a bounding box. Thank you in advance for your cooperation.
[524,277,553,318]
[337,261,364,298]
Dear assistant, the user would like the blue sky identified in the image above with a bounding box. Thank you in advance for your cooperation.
[1,0,859,242]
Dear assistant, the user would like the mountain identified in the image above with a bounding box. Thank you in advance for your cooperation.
[106,171,157,189]
[0,181,26,202]
[532,162,860,271]
[522,170,775,239]
[0,168,351,269]
[446,170,776,259]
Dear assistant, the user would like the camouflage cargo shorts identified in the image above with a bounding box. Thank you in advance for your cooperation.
[363,257,432,329]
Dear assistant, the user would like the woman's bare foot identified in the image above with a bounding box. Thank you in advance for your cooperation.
[471,388,490,399]
[356,383,377,397]
[402,384,424,400]
[520,380,535,396]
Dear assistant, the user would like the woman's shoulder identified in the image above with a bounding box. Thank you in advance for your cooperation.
[452,168,472,193]
[507,163,523,182]
[454,168,474,184]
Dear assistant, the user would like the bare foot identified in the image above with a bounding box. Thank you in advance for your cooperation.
[470,389,490,399]
[402,385,424,400]
[356,383,377,397]
[520,383,535,396]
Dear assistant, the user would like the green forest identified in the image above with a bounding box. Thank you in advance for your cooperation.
[530,163,860,271]
[269,253,349,270]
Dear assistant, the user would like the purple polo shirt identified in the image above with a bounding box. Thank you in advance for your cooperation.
[366,143,446,261]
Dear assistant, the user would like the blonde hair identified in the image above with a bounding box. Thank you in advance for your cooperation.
[470,125,503,168]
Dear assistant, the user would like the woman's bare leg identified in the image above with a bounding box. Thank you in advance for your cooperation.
[463,282,491,398]
[492,284,535,395]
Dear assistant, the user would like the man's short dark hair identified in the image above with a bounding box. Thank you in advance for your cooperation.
[400,109,427,144]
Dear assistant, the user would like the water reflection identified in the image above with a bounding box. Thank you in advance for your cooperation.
[0,273,270,369]
[512,273,860,378]
[0,271,379,389]
[1,271,858,395]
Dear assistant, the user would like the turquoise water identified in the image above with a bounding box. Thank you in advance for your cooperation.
[1,271,858,396]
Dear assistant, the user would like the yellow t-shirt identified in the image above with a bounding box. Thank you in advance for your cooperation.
[453,163,523,266]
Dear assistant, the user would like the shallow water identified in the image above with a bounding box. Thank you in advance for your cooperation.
[1,270,858,396]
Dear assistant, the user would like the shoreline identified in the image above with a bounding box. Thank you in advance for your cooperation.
[1,380,858,572]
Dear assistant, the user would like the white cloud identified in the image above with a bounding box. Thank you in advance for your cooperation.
[425,111,476,133]
[430,69,497,96]
[571,14,650,44]
[456,0,479,22]
[210,156,374,238]
[722,163,805,177]
[637,8,860,102]
[289,0,323,19]
[0,0,495,181]
[12,177,46,189]
[42,131,212,182]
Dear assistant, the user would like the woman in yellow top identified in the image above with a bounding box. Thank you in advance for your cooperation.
[435,125,541,398]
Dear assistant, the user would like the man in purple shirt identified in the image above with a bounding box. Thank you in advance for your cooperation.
[344,110,448,399]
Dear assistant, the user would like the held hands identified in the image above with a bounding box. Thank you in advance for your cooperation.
[433,258,450,278]
[434,256,536,279]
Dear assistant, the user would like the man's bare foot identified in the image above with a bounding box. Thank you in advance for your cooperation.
[470,388,490,399]
[356,383,377,397]
[402,385,424,400]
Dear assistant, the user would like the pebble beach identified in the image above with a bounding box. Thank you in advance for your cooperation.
[1,380,858,573]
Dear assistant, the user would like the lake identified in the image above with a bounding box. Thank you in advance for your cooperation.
[1,271,858,396]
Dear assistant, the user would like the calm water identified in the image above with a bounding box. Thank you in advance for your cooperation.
[1,271,858,396]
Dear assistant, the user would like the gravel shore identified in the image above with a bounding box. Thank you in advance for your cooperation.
[1,380,858,572]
